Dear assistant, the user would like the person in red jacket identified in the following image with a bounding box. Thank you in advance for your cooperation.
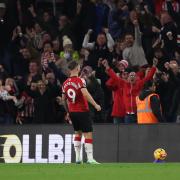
[106,60,129,124]
[102,59,158,123]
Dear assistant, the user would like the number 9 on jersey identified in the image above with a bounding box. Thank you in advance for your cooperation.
[67,88,76,103]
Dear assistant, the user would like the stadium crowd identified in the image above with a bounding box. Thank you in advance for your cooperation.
[0,0,180,124]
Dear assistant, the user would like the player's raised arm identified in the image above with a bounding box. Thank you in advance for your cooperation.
[81,88,101,111]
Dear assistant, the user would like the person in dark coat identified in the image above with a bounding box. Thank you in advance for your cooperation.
[26,79,59,123]
[160,12,177,58]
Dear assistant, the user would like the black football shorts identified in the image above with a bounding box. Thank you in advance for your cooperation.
[69,112,93,132]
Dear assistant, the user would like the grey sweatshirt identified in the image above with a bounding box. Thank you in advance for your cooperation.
[123,25,148,67]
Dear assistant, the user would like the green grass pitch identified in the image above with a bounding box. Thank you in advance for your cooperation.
[0,163,180,180]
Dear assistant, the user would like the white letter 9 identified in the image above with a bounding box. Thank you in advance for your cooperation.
[67,89,76,103]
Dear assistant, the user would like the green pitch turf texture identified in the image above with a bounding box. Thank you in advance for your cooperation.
[0,163,179,180]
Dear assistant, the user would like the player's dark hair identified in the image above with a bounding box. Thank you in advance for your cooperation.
[68,61,79,70]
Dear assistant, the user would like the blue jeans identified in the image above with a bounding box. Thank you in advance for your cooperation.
[124,114,137,123]
[113,117,124,124]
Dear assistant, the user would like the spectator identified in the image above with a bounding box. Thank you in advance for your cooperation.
[162,0,180,12]
[174,48,180,65]
[12,46,39,76]
[124,10,138,34]
[123,19,148,67]
[83,28,114,69]
[166,0,180,47]
[1,0,180,124]
[16,91,34,124]
[28,4,58,37]
[59,36,79,62]
[52,38,61,55]
[26,61,42,85]
[26,22,45,50]
[45,72,64,123]
[5,78,19,97]
[164,60,180,122]
[137,1,157,61]
[154,0,164,15]
[77,0,96,45]
[102,58,157,123]
[106,60,129,124]
[92,0,110,35]
[57,12,80,49]
[136,80,164,124]
[0,64,8,81]
[26,79,59,123]
[41,41,56,72]
[0,79,18,124]
[160,11,177,58]
[108,0,129,39]
[153,48,168,72]
[41,11,57,35]
[113,39,126,60]
[58,15,72,41]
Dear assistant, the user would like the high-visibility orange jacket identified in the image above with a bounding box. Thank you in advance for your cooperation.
[136,93,160,124]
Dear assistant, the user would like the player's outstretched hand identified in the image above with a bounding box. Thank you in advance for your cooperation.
[95,104,101,111]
